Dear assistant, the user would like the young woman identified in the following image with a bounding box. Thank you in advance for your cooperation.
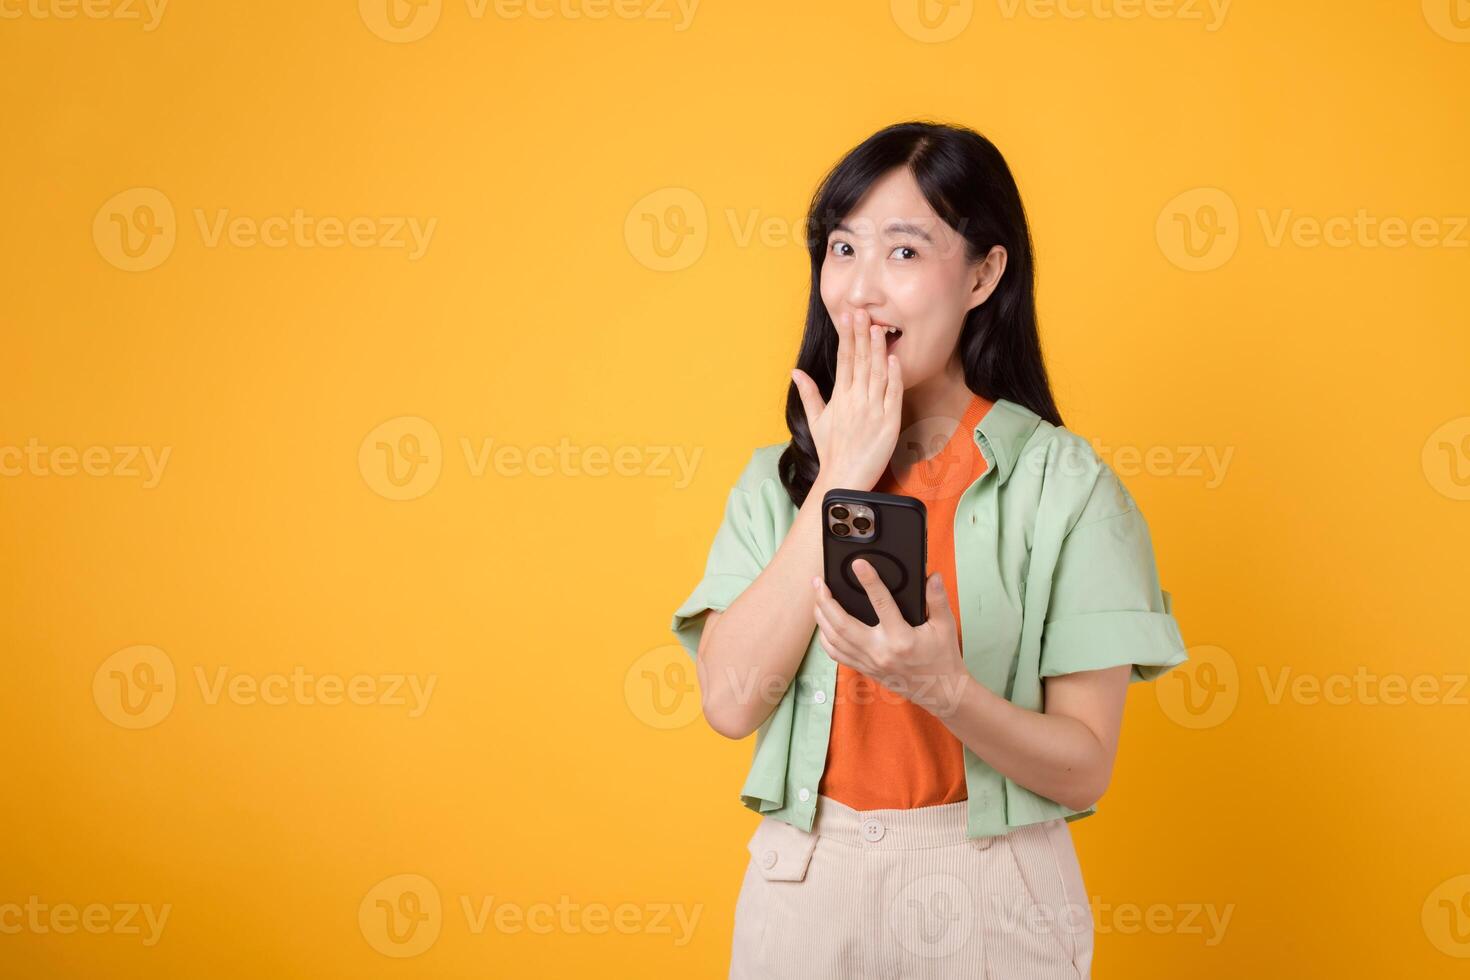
[670,121,1188,980]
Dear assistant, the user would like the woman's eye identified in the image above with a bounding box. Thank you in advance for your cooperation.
[891,245,918,260]
[829,241,853,257]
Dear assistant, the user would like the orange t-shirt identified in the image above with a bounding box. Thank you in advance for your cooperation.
[817,392,995,810]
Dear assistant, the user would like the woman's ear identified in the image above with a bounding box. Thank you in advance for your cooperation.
[965,245,1008,313]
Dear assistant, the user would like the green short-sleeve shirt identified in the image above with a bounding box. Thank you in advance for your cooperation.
[670,397,1188,839]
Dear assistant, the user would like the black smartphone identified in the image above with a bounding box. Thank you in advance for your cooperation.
[820,489,928,627]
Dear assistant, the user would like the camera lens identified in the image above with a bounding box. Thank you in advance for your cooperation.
[830,505,849,520]
[852,516,871,532]
[832,523,850,536]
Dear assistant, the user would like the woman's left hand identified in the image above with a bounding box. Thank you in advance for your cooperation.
[812,561,972,717]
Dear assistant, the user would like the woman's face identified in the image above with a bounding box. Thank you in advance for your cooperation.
[820,166,1004,389]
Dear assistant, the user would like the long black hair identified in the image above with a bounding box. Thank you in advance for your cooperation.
[778,120,1063,508]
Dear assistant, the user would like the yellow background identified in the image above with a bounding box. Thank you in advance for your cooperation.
[3,0,1468,976]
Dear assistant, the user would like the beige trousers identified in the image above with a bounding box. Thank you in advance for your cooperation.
[730,794,1094,979]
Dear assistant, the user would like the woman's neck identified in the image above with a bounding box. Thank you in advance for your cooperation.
[901,355,973,432]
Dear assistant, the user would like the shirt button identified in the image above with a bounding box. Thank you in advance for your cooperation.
[798,787,811,803]
[861,818,885,842]
[762,849,778,869]
[814,690,827,704]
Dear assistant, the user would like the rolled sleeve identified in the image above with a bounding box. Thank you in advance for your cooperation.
[1039,502,1188,684]
[669,456,773,660]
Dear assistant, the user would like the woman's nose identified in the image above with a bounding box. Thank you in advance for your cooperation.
[844,256,883,307]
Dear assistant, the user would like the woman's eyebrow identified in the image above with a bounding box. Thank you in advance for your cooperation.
[832,220,934,243]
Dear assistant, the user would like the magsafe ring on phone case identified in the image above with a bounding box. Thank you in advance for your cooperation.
[839,550,909,596]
